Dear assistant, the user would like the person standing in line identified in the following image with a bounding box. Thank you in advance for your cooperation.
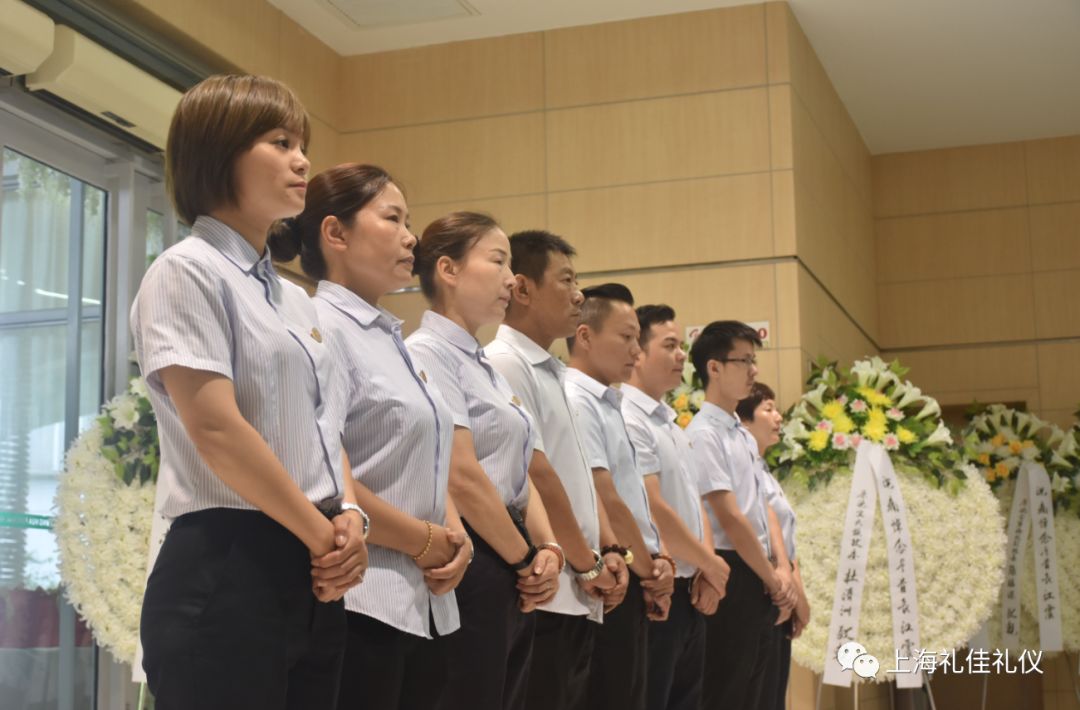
[485,230,627,710]
[738,382,810,710]
[274,163,472,709]
[406,211,564,710]
[133,75,367,710]
[685,321,797,710]
[565,283,675,710]
[622,304,731,710]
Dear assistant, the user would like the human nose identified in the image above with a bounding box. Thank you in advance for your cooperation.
[293,147,310,177]
[571,287,584,306]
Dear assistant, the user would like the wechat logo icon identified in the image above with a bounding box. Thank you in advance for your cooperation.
[837,641,879,680]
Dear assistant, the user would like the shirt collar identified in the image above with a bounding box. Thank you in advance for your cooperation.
[315,280,401,331]
[194,215,269,275]
[699,401,740,430]
[621,383,675,423]
[566,367,622,407]
[495,324,560,367]
[420,310,481,357]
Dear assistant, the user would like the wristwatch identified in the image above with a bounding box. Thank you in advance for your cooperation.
[575,550,605,582]
[340,502,370,540]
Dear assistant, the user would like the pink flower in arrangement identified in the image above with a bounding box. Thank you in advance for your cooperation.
[851,434,864,448]
[832,433,851,450]
[850,399,868,413]
[837,394,849,405]
[883,434,900,451]
[886,408,904,421]
[816,420,833,432]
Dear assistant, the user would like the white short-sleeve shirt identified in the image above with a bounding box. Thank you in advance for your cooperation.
[486,325,602,621]
[565,368,660,554]
[759,458,797,562]
[315,281,459,638]
[405,311,535,511]
[621,384,705,578]
[685,402,771,556]
[130,216,344,518]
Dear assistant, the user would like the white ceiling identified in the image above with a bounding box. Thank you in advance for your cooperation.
[269,0,1080,155]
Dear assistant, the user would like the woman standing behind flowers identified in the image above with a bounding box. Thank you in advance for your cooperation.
[738,382,810,710]
[406,212,563,710]
[272,164,471,710]
[132,75,367,710]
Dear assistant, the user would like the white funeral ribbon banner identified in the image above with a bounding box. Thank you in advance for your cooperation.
[823,441,924,688]
[1001,461,1063,653]
[131,485,174,683]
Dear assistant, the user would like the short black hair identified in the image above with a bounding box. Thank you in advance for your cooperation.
[689,320,762,388]
[567,282,634,353]
[636,304,676,347]
[508,230,577,283]
[736,382,776,422]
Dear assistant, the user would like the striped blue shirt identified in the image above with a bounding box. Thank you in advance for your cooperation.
[405,311,535,511]
[315,281,459,638]
[565,369,661,554]
[131,216,344,518]
[486,325,602,621]
[621,384,704,578]
[686,402,771,556]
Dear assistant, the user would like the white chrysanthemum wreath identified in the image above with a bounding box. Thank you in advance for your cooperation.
[769,357,1006,678]
[53,377,157,664]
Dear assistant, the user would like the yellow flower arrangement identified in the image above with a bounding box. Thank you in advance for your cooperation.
[821,400,845,420]
[896,426,917,444]
[808,429,830,451]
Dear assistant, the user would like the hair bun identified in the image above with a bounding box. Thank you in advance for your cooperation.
[268,217,303,262]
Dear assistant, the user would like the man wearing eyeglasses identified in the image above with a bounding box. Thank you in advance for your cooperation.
[684,321,797,710]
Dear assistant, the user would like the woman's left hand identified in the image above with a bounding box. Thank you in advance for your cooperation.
[424,530,470,595]
[516,548,561,612]
[310,510,369,602]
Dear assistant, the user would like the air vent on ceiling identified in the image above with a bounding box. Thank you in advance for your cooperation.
[325,0,478,28]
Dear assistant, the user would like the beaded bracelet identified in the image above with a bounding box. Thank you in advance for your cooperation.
[412,521,434,562]
[537,542,566,573]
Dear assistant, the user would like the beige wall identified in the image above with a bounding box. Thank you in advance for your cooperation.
[874,134,1080,429]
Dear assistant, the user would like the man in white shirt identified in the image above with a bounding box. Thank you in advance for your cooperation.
[685,321,797,710]
[622,304,730,710]
[486,230,623,710]
[566,283,674,710]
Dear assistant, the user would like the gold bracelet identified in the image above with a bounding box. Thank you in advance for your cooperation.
[412,521,434,561]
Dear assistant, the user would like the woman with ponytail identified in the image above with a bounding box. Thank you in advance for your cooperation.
[405,212,564,710]
[282,163,470,709]
[131,75,366,710]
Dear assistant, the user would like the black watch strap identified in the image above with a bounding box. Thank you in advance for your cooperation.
[511,544,539,572]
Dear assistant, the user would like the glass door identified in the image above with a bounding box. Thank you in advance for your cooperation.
[0,99,149,709]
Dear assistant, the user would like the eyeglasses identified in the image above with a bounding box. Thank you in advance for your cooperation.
[719,356,757,367]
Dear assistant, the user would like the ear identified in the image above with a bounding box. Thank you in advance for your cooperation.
[510,274,531,306]
[320,215,348,254]
[707,358,723,383]
[435,254,459,288]
[574,323,591,351]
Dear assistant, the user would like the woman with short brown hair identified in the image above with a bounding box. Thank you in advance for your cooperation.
[133,75,366,709]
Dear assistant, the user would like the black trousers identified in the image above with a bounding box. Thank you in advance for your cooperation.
[140,508,347,710]
[646,577,706,710]
[436,522,535,710]
[525,610,597,710]
[337,611,445,710]
[702,550,778,710]
[587,572,648,710]
[761,619,793,710]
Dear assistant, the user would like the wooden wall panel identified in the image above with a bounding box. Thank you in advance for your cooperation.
[876,208,1031,283]
[337,33,544,132]
[878,274,1035,348]
[872,142,1028,218]
[1024,135,1080,205]
[408,195,548,238]
[1033,269,1080,339]
[545,89,771,192]
[547,174,774,273]
[1037,341,1080,412]
[279,17,341,128]
[1029,202,1080,272]
[339,113,545,205]
[543,5,767,108]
